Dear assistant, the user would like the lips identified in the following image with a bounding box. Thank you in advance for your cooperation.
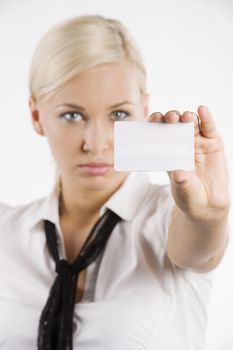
[78,162,113,175]
[79,162,112,167]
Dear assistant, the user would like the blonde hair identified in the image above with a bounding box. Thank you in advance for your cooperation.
[28,15,147,194]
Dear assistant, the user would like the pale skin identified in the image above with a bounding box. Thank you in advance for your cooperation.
[150,108,230,272]
[29,63,230,301]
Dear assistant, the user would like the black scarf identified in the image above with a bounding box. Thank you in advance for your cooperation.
[37,208,122,350]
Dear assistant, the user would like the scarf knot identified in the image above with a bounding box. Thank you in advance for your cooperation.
[55,259,74,275]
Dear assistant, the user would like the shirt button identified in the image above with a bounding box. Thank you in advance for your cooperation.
[73,321,77,334]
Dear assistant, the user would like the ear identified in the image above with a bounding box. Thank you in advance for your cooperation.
[142,93,150,120]
[28,96,45,136]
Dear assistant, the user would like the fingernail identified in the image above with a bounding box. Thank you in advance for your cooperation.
[168,112,177,118]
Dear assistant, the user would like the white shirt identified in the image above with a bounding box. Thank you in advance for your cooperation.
[0,171,213,350]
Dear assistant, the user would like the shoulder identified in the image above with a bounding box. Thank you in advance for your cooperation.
[142,181,175,220]
[0,196,45,232]
[147,181,173,200]
[136,181,175,252]
[0,201,13,213]
[0,196,45,215]
[133,172,174,207]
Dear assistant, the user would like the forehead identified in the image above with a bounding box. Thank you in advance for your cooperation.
[49,63,141,107]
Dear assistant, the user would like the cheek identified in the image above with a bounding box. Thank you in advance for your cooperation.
[45,125,82,159]
[108,128,114,147]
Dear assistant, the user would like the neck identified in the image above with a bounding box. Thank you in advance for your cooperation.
[58,173,128,227]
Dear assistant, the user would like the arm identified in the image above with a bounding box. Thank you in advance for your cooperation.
[149,105,231,273]
[166,204,230,272]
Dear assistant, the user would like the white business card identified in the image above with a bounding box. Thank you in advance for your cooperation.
[114,121,194,171]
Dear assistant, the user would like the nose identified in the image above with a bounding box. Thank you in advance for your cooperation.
[82,120,110,153]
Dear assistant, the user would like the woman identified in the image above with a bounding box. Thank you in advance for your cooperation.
[0,14,230,350]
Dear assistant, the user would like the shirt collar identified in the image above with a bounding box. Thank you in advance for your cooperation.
[99,171,151,220]
[27,171,151,230]
[26,183,60,230]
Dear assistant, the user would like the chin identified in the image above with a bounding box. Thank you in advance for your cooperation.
[79,170,128,191]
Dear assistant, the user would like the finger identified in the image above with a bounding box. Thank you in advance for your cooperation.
[181,111,201,136]
[197,105,218,139]
[149,112,164,122]
[164,110,181,123]
[167,169,192,184]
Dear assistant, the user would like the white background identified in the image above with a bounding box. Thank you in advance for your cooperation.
[0,0,232,348]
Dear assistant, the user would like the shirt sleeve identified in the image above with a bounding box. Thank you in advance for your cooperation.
[140,182,214,348]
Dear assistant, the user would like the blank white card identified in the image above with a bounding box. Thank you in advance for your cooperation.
[114,121,194,171]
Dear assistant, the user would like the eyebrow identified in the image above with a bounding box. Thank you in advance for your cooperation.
[56,101,135,110]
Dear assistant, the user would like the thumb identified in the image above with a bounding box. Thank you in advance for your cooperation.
[167,169,191,185]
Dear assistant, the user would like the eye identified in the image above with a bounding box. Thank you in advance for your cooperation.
[59,112,83,122]
[112,110,130,120]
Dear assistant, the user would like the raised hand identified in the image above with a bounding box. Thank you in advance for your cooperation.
[149,105,230,222]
